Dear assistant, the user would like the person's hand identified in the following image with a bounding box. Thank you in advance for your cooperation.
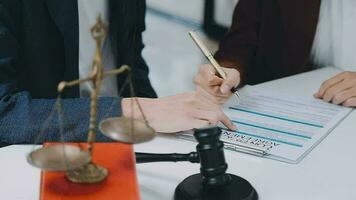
[193,64,240,105]
[314,71,356,107]
[122,92,237,133]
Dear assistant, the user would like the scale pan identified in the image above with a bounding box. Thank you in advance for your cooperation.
[99,117,155,144]
[27,145,91,171]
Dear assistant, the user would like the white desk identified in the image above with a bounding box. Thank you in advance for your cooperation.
[1,67,355,200]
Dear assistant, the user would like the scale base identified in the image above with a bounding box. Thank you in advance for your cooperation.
[66,162,108,184]
[174,174,258,200]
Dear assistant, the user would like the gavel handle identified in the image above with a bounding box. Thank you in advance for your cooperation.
[135,152,200,164]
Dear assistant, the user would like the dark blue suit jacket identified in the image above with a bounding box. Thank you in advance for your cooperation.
[0,0,156,145]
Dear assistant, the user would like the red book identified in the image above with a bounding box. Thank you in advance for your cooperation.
[40,143,140,200]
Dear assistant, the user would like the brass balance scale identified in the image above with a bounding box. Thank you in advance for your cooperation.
[26,15,155,183]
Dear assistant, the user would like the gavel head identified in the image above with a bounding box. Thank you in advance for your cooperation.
[175,127,258,200]
[194,126,232,188]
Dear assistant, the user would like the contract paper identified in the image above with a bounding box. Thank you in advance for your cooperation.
[181,87,352,163]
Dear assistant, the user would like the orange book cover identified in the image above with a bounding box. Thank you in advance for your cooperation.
[40,143,140,200]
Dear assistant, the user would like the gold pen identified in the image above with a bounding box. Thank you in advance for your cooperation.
[189,31,241,102]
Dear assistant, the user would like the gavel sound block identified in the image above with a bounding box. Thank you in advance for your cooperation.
[136,127,258,200]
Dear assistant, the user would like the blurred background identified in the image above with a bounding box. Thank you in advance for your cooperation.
[143,0,239,97]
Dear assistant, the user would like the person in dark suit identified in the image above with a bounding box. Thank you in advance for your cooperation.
[194,0,356,107]
[0,0,236,145]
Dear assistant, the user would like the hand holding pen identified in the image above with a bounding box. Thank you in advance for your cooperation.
[189,31,241,105]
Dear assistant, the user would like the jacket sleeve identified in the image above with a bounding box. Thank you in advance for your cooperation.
[214,0,262,85]
[130,0,157,98]
[0,1,121,144]
[110,0,157,98]
[0,83,121,144]
[0,0,21,84]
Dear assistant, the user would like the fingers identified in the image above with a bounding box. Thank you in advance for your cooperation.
[320,80,353,102]
[192,92,226,110]
[190,108,237,131]
[315,72,346,98]
[219,112,237,130]
[332,87,356,105]
[196,86,228,105]
[194,64,223,87]
[194,64,240,105]
[220,68,240,95]
[187,93,237,130]
[342,97,356,107]
[314,71,356,107]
